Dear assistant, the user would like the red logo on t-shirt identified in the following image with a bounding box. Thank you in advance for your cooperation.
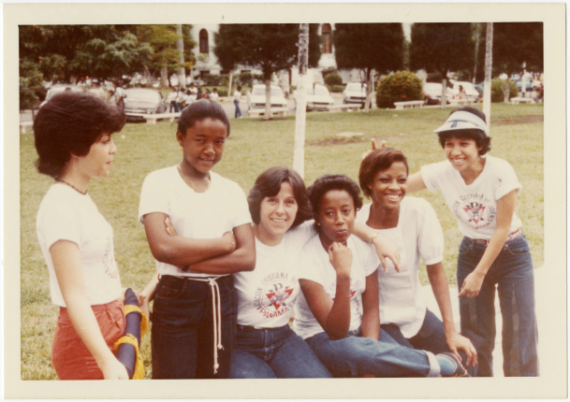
[265,287,294,310]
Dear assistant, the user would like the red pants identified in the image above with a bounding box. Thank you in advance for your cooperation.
[52,299,125,380]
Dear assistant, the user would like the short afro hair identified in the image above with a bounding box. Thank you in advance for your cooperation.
[248,167,312,230]
[33,92,126,178]
[359,147,408,199]
[177,99,230,138]
[308,174,363,223]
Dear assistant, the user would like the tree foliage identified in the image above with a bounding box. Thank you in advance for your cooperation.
[134,24,195,80]
[213,24,320,79]
[19,25,154,83]
[410,23,474,77]
[19,59,46,110]
[376,70,423,109]
[333,23,405,76]
[493,22,543,76]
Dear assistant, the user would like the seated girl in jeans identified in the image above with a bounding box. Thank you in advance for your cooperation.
[294,174,469,377]
[356,147,477,371]
[228,167,332,378]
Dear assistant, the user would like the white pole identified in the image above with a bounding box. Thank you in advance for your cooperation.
[483,23,493,132]
[176,24,186,89]
[293,24,309,178]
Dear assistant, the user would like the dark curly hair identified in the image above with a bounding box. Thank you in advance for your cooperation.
[359,147,408,199]
[248,167,312,230]
[177,99,230,137]
[437,106,491,155]
[307,174,363,230]
[33,92,126,178]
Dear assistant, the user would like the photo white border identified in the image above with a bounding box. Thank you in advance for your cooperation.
[4,2,567,399]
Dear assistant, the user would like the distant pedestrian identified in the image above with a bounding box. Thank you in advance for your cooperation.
[167,87,179,113]
[202,88,210,100]
[210,88,219,102]
[113,80,126,112]
[176,87,185,111]
[233,86,243,118]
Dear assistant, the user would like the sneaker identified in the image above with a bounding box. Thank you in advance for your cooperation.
[437,352,470,377]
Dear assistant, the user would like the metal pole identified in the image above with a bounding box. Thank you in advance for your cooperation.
[293,24,309,178]
[483,23,493,132]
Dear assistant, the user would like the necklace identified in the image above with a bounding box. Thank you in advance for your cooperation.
[56,179,87,195]
[177,165,211,192]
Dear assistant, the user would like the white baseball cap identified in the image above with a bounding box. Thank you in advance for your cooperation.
[434,110,489,136]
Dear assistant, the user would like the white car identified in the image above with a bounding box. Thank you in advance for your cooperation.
[247,84,288,110]
[40,85,87,108]
[423,83,454,105]
[449,81,481,102]
[295,84,335,111]
[342,82,367,106]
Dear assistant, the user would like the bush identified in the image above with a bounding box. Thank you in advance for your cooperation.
[236,72,265,87]
[491,79,519,103]
[376,71,423,109]
[327,84,345,93]
[324,72,343,86]
[203,74,229,86]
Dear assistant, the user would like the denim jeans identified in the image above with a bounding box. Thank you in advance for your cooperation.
[305,329,440,377]
[234,100,242,118]
[229,324,332,378]
[381,309,475,376]
[169,101,179,113]
[457,235,538,377]
[151,274,237,379]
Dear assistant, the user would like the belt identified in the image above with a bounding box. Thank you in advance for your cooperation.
[237,324,288,331]
[160,274,229,374]
[471,228,522,246]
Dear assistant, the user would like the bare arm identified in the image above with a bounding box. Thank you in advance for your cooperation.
[142,212,236,267]
[353,221,400,272]
[299,242,353,340]
[427,262,477,367]
[406,171,427,193]
[458,190,517,298]
[50,240,128,380]
[360,272,380,340]
[184,223,256,274]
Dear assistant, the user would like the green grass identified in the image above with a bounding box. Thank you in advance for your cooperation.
[20,103,543,380]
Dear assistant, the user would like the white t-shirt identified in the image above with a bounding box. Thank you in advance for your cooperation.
[36,184,123,307]
[356,197,444,337]
[234,221,315,328]
[114,87,125,101]
[210,92,219,102]
[293,235,379,340]
[233,90,242,102]
[421,155,523,240]
[138,166,252,278]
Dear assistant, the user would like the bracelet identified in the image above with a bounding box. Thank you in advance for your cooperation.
[368,232,379,245]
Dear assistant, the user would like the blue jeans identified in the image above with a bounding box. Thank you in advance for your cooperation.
[234,100,242,118]
[382,309,475,376]
[169,101,179,113]
[457,235,538,377]
[305,329,439,377]
[151,275,237,379]
[229,324,332,378]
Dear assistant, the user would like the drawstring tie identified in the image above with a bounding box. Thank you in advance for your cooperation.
[193,277,223,374]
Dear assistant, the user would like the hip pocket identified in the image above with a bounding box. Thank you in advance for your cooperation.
[504,240,530,256]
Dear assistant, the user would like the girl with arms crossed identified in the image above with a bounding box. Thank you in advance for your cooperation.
[138,100,255,379]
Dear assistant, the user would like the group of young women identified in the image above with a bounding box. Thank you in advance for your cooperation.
[34,91,538,380]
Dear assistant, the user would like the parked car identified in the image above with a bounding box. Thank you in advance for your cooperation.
[124,88,168,120]
[423,83,453,105]
[40,85,87,108]
[247,84,288,110]
[294,84,335,111]
[342,82,367,105]
[449,81,481,102]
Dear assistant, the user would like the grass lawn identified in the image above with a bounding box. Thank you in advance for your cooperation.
[19,103,543,380]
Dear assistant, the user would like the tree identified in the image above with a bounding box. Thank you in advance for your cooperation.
[214,24,320,120]
[135,24,195,88]
[333,23,404,112]
[410,23,474,108]
[19,59,46,114]
[492,22,543,102]
[19,25,153,83]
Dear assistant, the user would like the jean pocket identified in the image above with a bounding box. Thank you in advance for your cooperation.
[458,240,472,255]
[155,282,184,301]
[504,241,530,256]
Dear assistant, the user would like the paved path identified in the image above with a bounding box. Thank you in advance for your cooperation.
[422,266,547,377]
